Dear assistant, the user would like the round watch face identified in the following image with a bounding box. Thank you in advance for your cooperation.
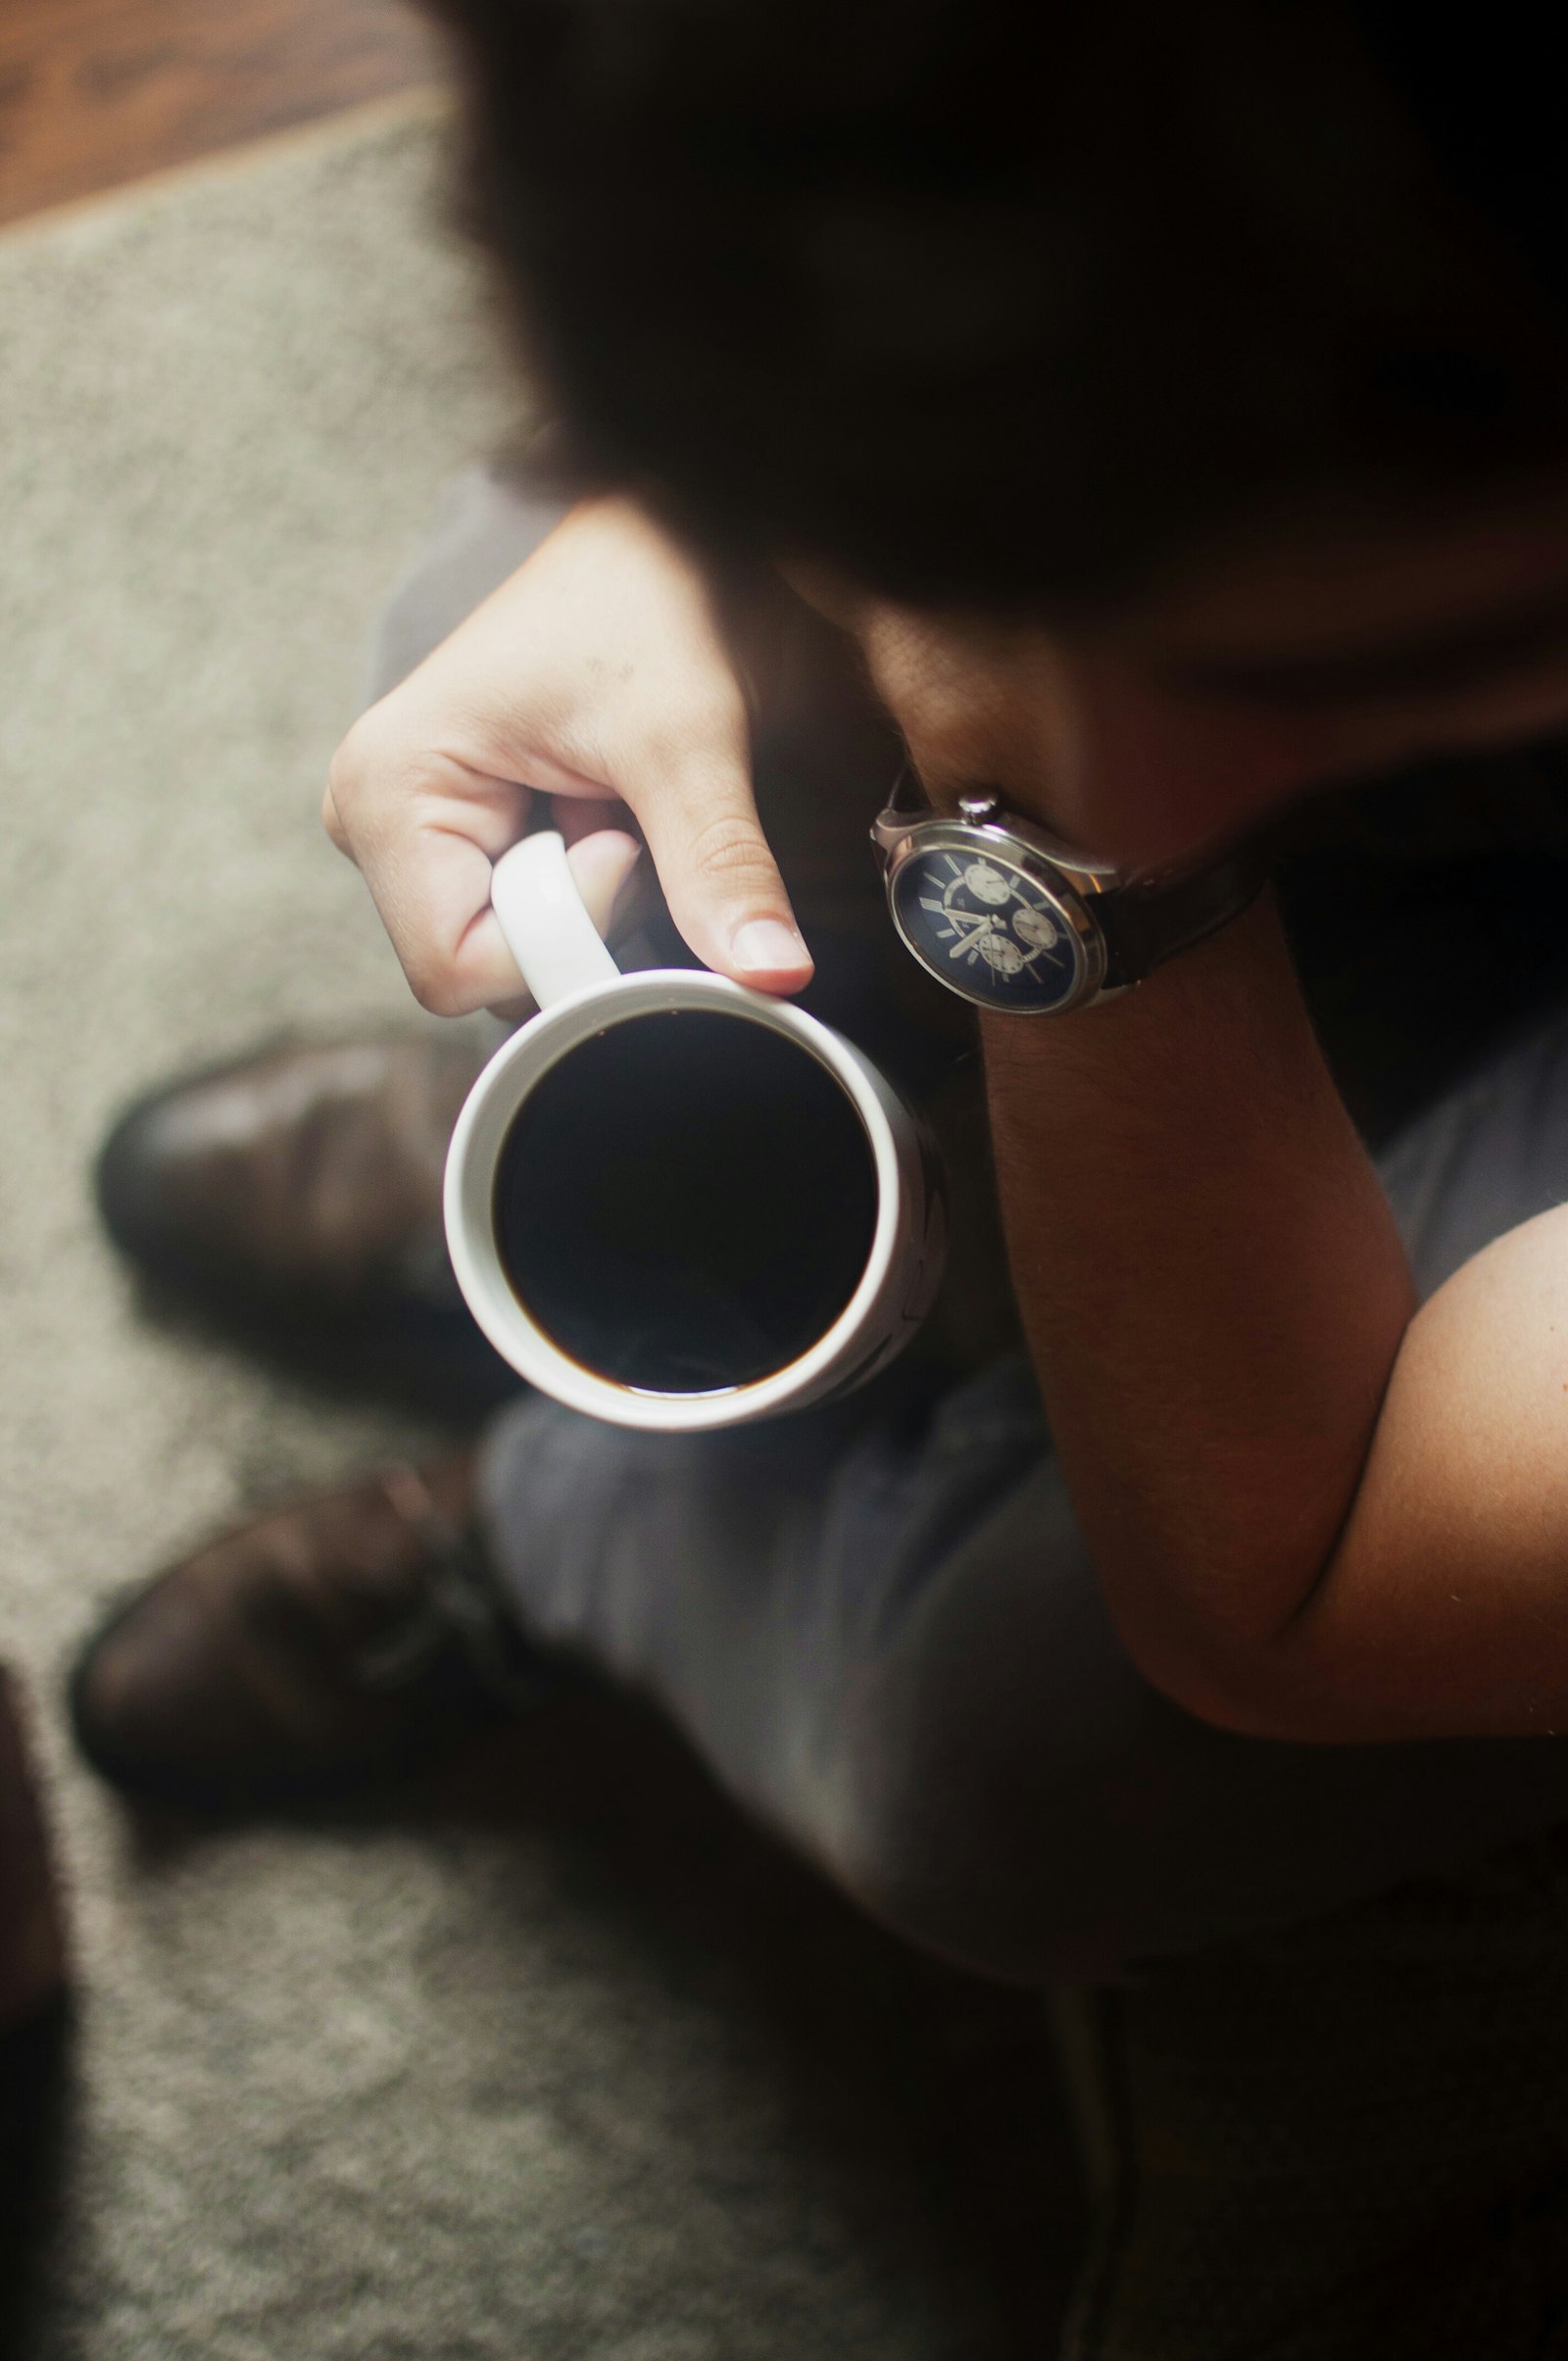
[889,841,1090,1011]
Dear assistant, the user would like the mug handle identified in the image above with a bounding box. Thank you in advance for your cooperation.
[490,830,620,1008]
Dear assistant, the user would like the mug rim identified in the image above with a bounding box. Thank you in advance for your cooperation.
[443,967,905,1433]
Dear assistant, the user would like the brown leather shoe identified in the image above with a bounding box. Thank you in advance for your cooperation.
[69,1458,551,1808]
[94,1033,517,1412]
[0,1670,67,2031]
[0,1668,71,2347]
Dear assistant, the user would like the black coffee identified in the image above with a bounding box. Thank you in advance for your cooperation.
[494,1008,879,1394]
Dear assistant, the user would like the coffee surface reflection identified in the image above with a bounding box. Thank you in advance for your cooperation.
[494,1008,879,1394]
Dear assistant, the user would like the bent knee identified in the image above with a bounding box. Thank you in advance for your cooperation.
[812,1693,1147,1985]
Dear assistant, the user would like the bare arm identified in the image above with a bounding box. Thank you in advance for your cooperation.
[326,504,1568,1743]
[984,891,1568,1742]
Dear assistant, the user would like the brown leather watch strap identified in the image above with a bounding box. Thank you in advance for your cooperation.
[1095,841,1271,991]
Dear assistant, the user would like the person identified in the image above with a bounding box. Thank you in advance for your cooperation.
[67,1,1568,2346]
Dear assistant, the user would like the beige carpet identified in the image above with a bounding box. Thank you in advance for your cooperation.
[0,101,1070,2358]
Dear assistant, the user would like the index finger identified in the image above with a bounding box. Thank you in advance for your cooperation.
[324,708,538,1012]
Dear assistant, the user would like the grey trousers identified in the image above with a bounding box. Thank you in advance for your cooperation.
[374,465,1568,1985]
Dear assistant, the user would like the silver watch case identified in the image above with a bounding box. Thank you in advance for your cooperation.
[870,793,1125,1014]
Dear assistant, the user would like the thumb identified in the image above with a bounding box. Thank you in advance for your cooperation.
[630,758,813,994]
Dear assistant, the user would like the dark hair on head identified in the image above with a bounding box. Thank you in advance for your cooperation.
[433,0,1568,613]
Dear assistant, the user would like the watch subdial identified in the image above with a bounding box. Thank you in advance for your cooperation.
[963,860,1013,907]
[1012,905,1059,951]
[975,931,1025,975]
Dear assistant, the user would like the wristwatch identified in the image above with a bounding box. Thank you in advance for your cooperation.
[870,776,1268,1015]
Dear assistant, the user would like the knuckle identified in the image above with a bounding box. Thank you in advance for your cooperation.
[327,700,406,817]
[325,726,370,823]
[684,808,777,892]
[319,777,353,854]
[401,955,469,1020]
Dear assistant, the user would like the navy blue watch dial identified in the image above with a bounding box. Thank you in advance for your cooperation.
[889,843,1089,1010]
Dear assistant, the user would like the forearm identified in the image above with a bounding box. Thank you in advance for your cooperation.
[983,893,1416,1730]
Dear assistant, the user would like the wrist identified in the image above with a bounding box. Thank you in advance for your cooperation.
[874,777,1269,1019]
[979,891,1312,1126]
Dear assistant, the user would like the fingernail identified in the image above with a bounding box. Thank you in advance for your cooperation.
[732,918,810,974]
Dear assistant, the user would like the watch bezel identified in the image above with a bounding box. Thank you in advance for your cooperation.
[880,816,1110,1013]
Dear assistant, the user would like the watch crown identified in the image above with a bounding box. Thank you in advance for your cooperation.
[957,791,1001,824]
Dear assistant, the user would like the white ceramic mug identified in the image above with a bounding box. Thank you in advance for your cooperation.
[443,832,948,1432]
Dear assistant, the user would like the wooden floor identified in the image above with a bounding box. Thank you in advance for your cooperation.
[0,0,449,227]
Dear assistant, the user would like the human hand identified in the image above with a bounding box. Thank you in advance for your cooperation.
[323,497,813,1015]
